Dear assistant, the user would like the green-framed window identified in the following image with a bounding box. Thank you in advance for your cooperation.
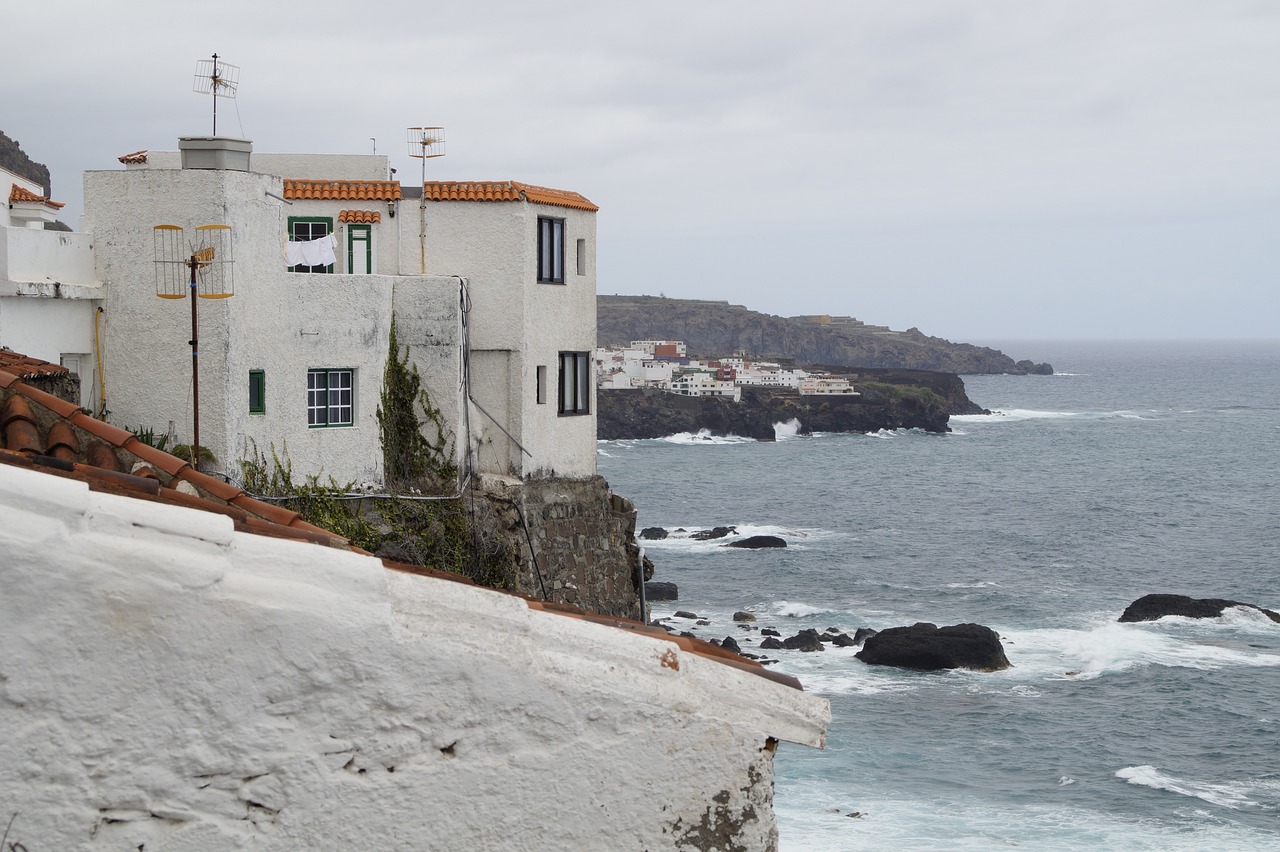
[287,216,334,273]
[249,370,266,414]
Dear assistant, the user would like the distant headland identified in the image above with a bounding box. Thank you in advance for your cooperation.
[598,295,1053,376]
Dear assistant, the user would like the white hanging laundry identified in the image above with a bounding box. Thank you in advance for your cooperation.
[287,234,337,268]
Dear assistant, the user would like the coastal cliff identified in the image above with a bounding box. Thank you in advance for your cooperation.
[598,295,1053,375]
[599,371,975,440]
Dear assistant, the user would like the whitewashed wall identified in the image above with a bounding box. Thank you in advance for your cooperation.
[417,198,598,479]
[84,166,462,487]
[0,463,829,851]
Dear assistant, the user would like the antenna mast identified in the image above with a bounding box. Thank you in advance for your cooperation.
[407,127,446,274]
[154,224,235,472]
[193,54,240,136]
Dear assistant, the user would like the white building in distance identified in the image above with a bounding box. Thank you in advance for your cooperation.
[1,166,101,409]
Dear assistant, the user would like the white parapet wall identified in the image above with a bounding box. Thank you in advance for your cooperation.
[0,463,829,851]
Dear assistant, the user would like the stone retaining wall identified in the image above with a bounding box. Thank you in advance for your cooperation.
[484,475,650,620]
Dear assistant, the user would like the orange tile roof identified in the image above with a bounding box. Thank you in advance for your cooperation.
[284,180,402,201]
[338,209,382,224]
[0,350,70,380]
[424,181,598,212]
[8,184,65,209]
[118,150,149,165]
[0,354,798,692]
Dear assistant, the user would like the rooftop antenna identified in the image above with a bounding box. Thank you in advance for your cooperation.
[407,126,446,274]
[154,224,235,472]
[193,54,240,136]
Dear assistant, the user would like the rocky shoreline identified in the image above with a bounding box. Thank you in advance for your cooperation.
[598,368,985,441]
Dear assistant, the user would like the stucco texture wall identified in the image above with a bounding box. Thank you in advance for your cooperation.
[0,464,828,851]
[84,167,462,487]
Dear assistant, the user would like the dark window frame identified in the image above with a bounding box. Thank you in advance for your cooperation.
[557,351,591,416]
[538,216,565,283]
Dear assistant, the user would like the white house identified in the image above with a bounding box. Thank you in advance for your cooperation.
[82,139,599,486]
[669,371,742,401]
[0,166,101,409]
[799,375,859,395]
[419,179,598,479]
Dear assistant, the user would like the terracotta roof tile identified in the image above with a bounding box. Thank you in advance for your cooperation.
[0,351,71,381]
[118,150,149,164]
[511,181,599,212]
[423,181,598,212]
[283,180,402,202]
[125,439,192,478]
[68,412,135,448]
[338,209,382,224]
[7,184,64,209]
[424,181,523,203]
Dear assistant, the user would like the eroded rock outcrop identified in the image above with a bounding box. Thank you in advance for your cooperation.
[855,622,1011,672]
[1118,594,1280,624]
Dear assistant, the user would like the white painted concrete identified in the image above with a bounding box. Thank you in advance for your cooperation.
[0,462,829,851]
[420,196,597,479]
[84,149,597,485]
[1,168,102,406]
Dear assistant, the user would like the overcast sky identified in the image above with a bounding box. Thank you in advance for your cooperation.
[6,1,1278,341]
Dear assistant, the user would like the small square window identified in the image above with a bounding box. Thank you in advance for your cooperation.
[249,370,266,414]
[307,369,354,426]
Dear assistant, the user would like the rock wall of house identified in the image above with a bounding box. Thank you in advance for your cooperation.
[483,475,651,620]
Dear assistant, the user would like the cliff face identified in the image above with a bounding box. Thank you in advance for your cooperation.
[0,129,53,196]
[598,296,1053,375]
[599,382,961,441]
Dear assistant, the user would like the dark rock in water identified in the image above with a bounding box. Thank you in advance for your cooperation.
[782,629,826,652]
[830,633,857,647]
[759,637,785,650]
[733,610,757,622]
[645,581,679,601]
[639,527,669,540]
[696,619,710,626]
[1118,594,1280,624]
[725,535,787,549]
[856,622,1011,672]
[853,628,879,644]
[690,526,737,540]
[673,610,699,620]
[761,628,781,637]
[721,636,742,654]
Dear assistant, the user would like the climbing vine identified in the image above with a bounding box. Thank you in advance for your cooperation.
[376,315,458,492]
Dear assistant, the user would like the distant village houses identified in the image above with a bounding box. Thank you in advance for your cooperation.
[596,340,858,399]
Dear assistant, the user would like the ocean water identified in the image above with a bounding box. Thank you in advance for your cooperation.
[596,340,1280,851]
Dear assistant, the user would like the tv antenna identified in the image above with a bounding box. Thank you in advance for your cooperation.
[407,127,446,273]
[193,54,240,136]
[154,224,235,472]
